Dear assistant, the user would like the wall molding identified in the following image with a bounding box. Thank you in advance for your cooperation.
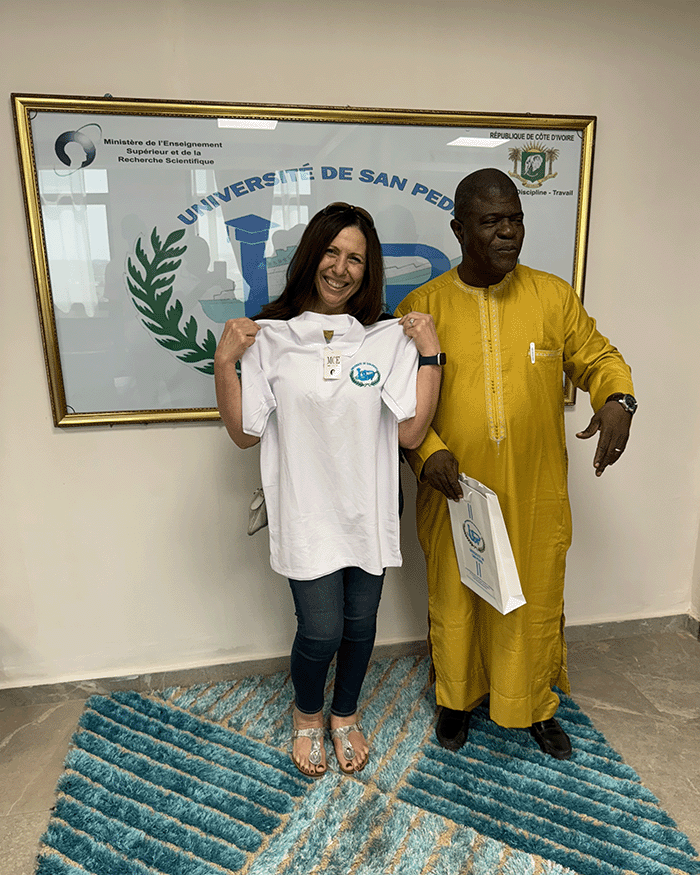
[1,615,697,707]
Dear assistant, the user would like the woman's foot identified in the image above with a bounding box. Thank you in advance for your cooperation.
[329,713,369,774]
[291,708,327,778]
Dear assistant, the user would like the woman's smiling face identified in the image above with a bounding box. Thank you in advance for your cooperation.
[311,225,367,315]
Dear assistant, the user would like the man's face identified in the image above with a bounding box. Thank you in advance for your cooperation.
[451,188,525,287]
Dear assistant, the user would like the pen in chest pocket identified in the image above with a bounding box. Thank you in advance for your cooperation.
[529,342,535,364]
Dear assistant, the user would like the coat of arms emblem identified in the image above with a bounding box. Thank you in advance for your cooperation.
[508,142,559,188]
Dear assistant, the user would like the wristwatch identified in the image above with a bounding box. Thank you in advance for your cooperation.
[419,353,447,367]
[607,392,638,415]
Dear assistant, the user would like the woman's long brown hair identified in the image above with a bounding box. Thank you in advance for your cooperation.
[254,205,384,325]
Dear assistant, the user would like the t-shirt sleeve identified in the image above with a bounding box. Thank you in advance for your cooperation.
[240,332,276,437]
[381,326,419,422]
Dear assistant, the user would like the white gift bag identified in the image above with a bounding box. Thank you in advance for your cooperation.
[447,474,526,615]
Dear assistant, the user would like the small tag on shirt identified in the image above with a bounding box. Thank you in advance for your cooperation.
[322,347,342,380]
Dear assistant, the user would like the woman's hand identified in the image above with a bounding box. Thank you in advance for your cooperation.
[214,317,260,367]
[398,311,441,357]
[214,318,261,449]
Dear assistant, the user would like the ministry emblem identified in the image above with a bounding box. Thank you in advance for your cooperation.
[508,142,559,188]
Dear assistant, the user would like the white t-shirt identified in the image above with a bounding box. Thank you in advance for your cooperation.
[241,311,418,580]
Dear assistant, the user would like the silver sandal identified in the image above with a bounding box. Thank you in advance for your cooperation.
[330,722,367,772]
[291,726,326,777]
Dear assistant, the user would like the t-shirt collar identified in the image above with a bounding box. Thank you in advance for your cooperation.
[288,311,366,354]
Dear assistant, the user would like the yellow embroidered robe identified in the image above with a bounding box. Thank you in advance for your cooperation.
[396,266,634,727]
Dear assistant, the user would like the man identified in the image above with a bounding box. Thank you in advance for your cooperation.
[395,168,635,759]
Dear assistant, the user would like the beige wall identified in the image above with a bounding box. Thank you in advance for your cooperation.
[2,0,699,687]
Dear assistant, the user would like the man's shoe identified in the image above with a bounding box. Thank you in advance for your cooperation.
[529,717,572,759]
[435,707,471,751]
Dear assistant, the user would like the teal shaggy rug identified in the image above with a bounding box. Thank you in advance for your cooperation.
[36,656,699,875]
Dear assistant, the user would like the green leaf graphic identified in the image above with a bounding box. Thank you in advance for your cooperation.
[126,227,215,374]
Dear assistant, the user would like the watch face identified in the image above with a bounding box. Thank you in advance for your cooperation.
[622,394,637,413]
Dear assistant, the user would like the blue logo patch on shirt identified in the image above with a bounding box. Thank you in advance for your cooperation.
[350,362,380,386]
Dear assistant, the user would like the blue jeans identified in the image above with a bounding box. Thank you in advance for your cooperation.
[288,567,385,717]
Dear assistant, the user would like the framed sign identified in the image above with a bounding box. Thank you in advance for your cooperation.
[13,94,595,426]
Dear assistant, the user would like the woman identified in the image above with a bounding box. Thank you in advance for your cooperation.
[214,202,442,777]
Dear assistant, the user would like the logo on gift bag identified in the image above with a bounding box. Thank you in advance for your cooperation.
[350,363,380,386]
[463,519,485,553]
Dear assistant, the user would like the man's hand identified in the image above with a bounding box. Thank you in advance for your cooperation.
[422,449,463,500]
[576,401,632,477]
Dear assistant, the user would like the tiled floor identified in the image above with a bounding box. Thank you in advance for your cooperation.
[565,624,700,851]
[1,624,698,874]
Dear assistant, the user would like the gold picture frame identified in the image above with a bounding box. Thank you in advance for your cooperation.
[13,93,595,426]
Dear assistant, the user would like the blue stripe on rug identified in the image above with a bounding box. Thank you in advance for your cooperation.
[26,853,84,875]
[42,812,220,875]
[402,768,693,875]
[74,715,282,832]
[351,797,421,874]
[55,772,246,869]
[400,783,634,875]
[311,786,390,874]
[218,672,293,732]
[277,778,367,875]
[55,796,240,875]
[36,658,699,875]
[391,810,464,875]
[37,690,318,874]
[400,689,700,875]
[72,729,276,841]
[370,657,441,789]
[107,691,309,788]
[245,773,346,874]
[40,818,157,875]
[420,743,686,842]
[89,694,303,804]
[63,747,262,852]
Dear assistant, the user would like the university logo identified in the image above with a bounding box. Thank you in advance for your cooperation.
[463,519,485,553]
[508,142,558,188]
[350,363,380,386]
[126,218,452,376]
